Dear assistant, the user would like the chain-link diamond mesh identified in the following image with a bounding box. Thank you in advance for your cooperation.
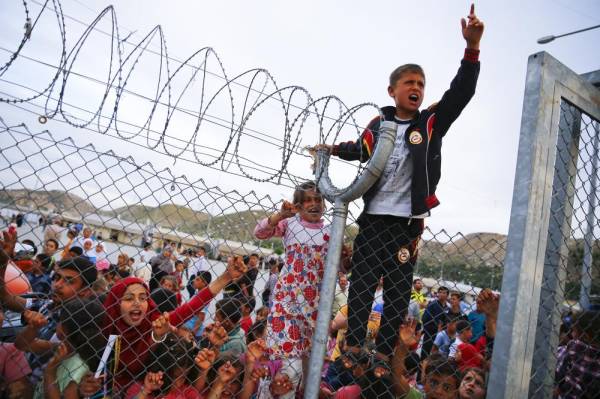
[528,102,600,399]
[0,121,506,398]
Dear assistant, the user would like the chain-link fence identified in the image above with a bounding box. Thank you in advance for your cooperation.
[488,53,600,399]
[0,119,506,398]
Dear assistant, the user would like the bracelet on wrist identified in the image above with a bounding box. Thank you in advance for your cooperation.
[151,330,167,343]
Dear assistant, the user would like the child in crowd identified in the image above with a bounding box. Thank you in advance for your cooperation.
[240,297,256,334]
[26,253,53,295]
[555,310,600,398]
[126,334,200,399]
[183,271,212,342]
[255,306,269,323]
[161,275,182,305]
[213,297,247,356]
[448,320,484,371]
[458,368,486,399]
[433,317,457,357]
[313,4,483,376]
[254,181,331,397]
[35,298,106,399]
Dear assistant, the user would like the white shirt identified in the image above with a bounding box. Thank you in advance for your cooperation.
[188,255,210,277]
[448,336,464,359]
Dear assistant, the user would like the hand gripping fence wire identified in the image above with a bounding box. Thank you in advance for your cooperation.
[303,119,396,399]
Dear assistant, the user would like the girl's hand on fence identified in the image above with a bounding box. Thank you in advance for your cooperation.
[195,348,217,370]
[247,338,267,363]
[143,371,164,394]
[279,200,297,219]
[152,312,173,340]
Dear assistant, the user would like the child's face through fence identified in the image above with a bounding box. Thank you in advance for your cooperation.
[424,373,459,399]
[459,370,486,399]
[297,189,324,223]
[120,283,149,327]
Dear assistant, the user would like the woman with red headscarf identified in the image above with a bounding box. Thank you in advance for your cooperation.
[102,256,247,395]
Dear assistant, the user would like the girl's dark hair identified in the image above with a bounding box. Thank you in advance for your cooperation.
[358,368,395,399]
[60,298,107,370]
[292,181,322,205]
[246,319,267,345]
[148,333,198,395]
[151,288,178,313]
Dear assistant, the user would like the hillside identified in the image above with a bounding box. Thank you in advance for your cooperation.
[0,189,96,215]
[111,204,210,231]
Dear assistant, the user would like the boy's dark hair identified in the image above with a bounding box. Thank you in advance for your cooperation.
[574,311,600,345]
[192,270,212,285]
[149,333,198,394]
[438,286,450,294]
[69,246,84,256]
[174,259,184,267]
[413,278,422,284]
[59,256,96,287]
[450,291,462,299]
[216,298,242,324]
[151,288,178,313]
[389,64,425,87]
[35,253,53,272]
[250,253,259,258]
[117,269,130,279]
[22,239,37,255]
[144,243,152,250]
[456,320,471,334]
[246,319,267,344]
[46,238,59,249]
[425,358,460,385]
[60,298,106,370]
[293,181,322,205]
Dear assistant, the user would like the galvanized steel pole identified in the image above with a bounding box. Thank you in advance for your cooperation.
[304,120,397,399]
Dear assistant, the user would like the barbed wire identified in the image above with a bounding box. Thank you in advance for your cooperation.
[0,0,381,187]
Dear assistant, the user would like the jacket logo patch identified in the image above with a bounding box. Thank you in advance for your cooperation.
[398,247,411,264]
[409,131,423,145]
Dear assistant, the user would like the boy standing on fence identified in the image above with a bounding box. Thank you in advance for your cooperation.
[314,4,483,375]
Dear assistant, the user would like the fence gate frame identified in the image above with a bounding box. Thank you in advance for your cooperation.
[488,51,600,398]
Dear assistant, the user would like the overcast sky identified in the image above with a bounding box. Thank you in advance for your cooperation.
[1,0,599,236]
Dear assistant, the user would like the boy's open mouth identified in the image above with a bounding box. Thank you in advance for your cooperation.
[408,94,419,103]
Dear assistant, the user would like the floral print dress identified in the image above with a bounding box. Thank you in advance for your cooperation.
[254,215,330,359]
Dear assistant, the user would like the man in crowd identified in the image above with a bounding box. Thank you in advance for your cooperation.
[421,286,450,361]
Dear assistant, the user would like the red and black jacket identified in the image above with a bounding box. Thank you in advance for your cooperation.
[333,49,480,216]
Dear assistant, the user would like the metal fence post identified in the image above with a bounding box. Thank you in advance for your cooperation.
[303,119,397,399]
[528,104,580,398]
[580,121,599,310]
[488,52,600,398]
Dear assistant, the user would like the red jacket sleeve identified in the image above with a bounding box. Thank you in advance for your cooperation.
[169,287,214,326]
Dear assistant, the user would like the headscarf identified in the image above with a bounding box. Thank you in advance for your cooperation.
[102,277,161,389]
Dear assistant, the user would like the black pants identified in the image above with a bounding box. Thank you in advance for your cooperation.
[345,213,423,358]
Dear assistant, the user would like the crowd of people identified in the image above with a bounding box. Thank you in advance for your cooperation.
[2,202,597,399]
